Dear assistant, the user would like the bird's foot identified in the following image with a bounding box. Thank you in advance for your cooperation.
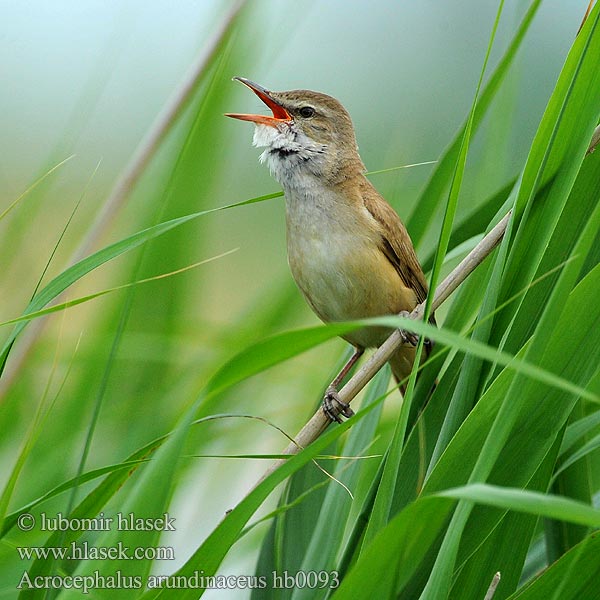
[397,311,420,346]
[322,386,354,423]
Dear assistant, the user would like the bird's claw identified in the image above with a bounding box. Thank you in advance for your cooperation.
[322,386,354,423]
[400,329,420,346]
[397,311,420,346]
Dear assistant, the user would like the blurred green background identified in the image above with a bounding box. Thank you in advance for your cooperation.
[0,0,591,596]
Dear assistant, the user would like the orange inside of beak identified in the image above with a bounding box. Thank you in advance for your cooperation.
[225,77,291,126]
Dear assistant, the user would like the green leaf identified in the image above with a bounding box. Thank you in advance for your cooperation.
[560,404,600,457]
[1,461,145,538]
[438,484,600,528]
[330,497,455,599]
[507,533,600,599]
[554,429,600,481]
[420,6,600,596]
[141,404,379,599]
[0,250,238,328]
[364,0,507,547]
[0,155,73,222]
[406,0,542,246]
[0,193,275,374]
[291,370,389,600]
[422,263,600,598]
[420,179,515,272]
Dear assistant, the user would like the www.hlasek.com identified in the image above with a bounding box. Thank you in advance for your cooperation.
[18,571,340,594]
[17,540,174,561]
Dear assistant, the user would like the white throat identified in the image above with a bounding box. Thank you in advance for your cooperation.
[252,123,327,192]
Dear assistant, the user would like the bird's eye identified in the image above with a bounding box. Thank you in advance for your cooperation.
[299,106,315,118]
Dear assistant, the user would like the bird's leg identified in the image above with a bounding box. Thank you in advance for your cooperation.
[322,347,364,423]
[397,310,420,346]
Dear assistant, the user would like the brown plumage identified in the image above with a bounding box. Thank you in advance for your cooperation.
[227,78,433,415]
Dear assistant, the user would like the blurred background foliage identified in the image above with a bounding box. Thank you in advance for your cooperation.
[0,0,597,598]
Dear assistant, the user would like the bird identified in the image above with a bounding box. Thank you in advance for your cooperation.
[226,77,432,422]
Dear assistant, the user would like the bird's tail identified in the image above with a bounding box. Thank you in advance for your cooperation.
[389,317,438,433]
[389,343,433,394]
[390,313,437,389]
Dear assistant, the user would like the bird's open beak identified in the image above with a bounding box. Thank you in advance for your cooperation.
[225,77,291,127]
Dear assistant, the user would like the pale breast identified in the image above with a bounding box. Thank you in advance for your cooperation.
[285,187,417,348]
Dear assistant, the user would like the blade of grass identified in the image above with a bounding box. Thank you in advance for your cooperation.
[0,0,248,400]
[0,193,277,375]
[139,400,377,600]
[507,534,600,599]
[0,163,97,533]
[560,404,600,456]
[331,497,455,599]
[203,315,599,414]
[448,438,561,599]
[427,191,515,475]
[0,156,74,223]
[0,332,81,531]
[292,370,389,600]
[406,0,542,246]
[364,0,506,545]
[0,250,238,328]
[420,179,516,272]
[438,484,600,528]
[420,7,600,597]
[553,431,600,481]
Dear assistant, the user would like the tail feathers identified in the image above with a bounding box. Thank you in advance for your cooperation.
[388,338,434,393]
[389,347,416,391]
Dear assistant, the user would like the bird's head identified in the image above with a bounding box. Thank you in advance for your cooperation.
[226,77,364,187]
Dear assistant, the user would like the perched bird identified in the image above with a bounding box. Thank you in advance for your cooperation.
[226,77,432,421]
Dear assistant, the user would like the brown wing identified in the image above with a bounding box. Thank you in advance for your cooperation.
[361,183,436,367]
[362,187,429,305]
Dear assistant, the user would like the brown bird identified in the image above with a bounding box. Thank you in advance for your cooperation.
[226,77,432,422]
